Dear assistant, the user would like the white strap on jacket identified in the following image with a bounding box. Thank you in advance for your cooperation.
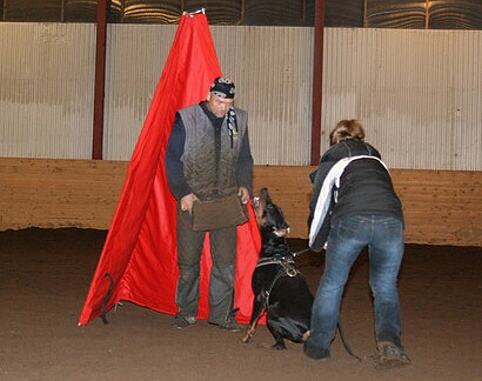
[309,155,389,247]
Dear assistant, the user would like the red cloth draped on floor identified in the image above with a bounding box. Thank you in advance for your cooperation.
[78,12,261,326]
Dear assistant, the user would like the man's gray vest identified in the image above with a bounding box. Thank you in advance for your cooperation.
[178,104,248,201]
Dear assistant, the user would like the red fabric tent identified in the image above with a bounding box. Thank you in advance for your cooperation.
[79,12,261,326]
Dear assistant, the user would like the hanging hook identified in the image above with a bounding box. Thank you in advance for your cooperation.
[183,8,206,17]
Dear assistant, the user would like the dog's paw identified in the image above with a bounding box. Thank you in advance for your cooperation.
[302,330,311,341]
[272,342,287,350]
[240,333,253,344]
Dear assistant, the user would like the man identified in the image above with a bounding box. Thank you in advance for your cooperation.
[304,120,411,369]
[165,77,254,332]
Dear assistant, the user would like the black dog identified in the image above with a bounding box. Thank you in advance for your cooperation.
[241,188,314,350]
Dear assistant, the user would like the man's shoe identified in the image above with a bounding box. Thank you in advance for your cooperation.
[376,341,411,370]
[208,318,242,333]
[171,315,196,329]
[303,342,330,361]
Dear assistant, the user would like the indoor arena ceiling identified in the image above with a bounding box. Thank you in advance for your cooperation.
[1,0,481,29]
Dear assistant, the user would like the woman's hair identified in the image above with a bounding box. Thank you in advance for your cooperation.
[329,119,365,146]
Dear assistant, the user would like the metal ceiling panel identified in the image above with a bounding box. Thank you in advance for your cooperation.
[1,0,482,29]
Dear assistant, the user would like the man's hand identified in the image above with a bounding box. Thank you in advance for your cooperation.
[180,193,198,214]
[238,187,250,205]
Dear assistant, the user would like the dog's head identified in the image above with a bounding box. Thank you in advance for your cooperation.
[253,188,290,239]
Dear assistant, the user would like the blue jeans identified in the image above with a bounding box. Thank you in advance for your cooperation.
[306,214,405,350]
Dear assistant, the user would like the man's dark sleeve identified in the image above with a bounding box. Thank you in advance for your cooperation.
[165,113,192,200]
[236,126,254,196]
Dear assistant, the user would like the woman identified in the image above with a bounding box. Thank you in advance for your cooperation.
[304,120,410,369]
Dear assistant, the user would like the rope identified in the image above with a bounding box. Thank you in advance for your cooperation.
[100,273,114,325]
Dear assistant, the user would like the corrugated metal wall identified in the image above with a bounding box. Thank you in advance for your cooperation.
[212,26,313,165]
[0,23,95,159]
[104,24,176,160]
[321,28,482,170]
[0,24,481,169]
[102,24,314,164]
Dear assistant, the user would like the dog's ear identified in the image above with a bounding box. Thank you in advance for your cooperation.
[254,188,270,227]
[260,188,271,203]
[253,195,266,227]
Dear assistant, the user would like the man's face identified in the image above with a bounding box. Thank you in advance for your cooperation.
[206,93,235,118]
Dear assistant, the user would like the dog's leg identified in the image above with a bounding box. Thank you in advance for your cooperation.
[271,338,287,350]
[241,320,259,344]
[257,334,287,350]
[240,294,266,344]
[267,325,287,350]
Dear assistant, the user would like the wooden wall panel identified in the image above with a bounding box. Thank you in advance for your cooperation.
[390,169,482,247]
[0,158,126,229]
[0,158,481,247]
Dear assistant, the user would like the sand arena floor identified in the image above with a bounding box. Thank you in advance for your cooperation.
[0,228,481,381]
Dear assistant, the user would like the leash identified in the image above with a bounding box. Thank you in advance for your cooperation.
[292,248,311,257]
[337,318,362,361]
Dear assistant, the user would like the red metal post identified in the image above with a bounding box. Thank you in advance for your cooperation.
[310,0,324,165]
[92,0,108,160]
